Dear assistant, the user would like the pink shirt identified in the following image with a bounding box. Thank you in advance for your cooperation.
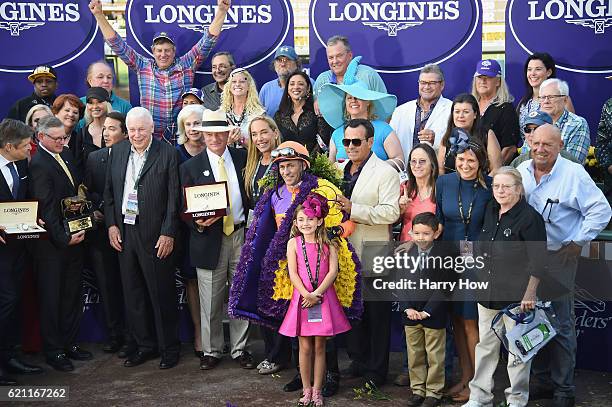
[399,188,436,241]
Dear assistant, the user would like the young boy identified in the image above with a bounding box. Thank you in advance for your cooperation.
[400,212,451,407]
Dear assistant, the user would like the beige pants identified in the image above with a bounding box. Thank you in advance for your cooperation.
[196,230,250,359]
[405,324,446,398]
[468,304,531,407]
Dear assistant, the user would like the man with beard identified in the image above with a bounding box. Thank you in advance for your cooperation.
[7,66,58,123]
[202,52,236,111]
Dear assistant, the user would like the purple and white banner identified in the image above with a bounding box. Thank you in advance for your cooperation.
[0,0,104,118]
[505,0,612,139]
[124,0,294,106]
[309,0,483,104]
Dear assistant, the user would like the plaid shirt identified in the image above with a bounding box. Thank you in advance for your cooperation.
[107,33,217,142]
[555,109,590,163]
[596,98,612,169]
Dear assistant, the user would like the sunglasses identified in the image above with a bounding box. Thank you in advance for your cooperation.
[271,147,308,160]
[342,138,369,147]
[523,126,537,134]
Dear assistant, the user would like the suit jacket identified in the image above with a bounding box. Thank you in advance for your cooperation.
[179,147,249,269]
[29,148,80,253]
[338,154,400,258]
[84,147,110,212]
[104,139,180,245]
[0,159,28,201]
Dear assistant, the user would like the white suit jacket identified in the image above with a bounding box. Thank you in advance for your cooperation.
[390,96,452,161]
[338,154,400,258]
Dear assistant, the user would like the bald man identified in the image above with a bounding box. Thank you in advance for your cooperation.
[517,124,611,407]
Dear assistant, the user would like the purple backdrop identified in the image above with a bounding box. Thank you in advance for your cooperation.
[308,0,483,105]
[0,0,104,118]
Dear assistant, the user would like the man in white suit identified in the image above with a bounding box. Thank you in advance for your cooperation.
[337,119,400,387]
[390,64,452,160]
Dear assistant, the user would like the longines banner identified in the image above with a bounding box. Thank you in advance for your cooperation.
[505,0,612,138]
[309,0,483,104]
[125,0,294,106]
[0,0,104,118]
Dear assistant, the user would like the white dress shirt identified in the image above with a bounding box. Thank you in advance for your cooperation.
[121,138,152,215]
[206,147,245,223]
[0,153,16,193]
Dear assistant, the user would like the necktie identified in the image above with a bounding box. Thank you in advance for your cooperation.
[7,162,19,199]
[53,153,74,186]
[217,156,234,236]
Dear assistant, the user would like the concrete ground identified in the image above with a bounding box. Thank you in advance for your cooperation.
[7,339,612,406]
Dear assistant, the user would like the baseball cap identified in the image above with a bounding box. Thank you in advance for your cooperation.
[181,88,204,103]
[524,110,553,127]
[86,87,110,103]
[28,65,57,83]
[152,31,175,46]
[475,59,502,77]
[274,45,298,61]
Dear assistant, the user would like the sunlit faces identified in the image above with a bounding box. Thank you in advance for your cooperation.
[55,101,80,131]
[86,98,107,119]
[152,42,176,70]
[127,117,154,152]
[344,125,372,163]
[538,83,566,118]
[326,43,353,77]
[211,55,233,85]
[455,149,479,180]
[452,102,477,131]
[183,112,203,144]
[410,223,439,251]
[409,147,433,179]
[523,124,538,147]
[526,59,552,89]
[102,117,127,147]
[5,138,32,161]
[203,131,229,156]
[418,72,444,102]
[33,76,57,98]
[492,173,521,207]
[40,126,67,153]
[274,56,297,78]
[229,73,249,98]
[531,126,563,169]
[294,209,323,235]
[250,120,277,154]
[278,160,303,187]
[345,94,369,118]
[475,75,500,98]
[88,63,114,92]
[287,75,309,102]
[182,94,202,107]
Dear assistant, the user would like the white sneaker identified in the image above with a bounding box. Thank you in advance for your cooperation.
[461,401,493,407]
[256,358,268,370]
[258,360,282,375]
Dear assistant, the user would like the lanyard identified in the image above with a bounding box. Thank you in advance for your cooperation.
[251,159,272,199]
[129,149,148,188]
[300,236,321,290]
[457,174,478,240]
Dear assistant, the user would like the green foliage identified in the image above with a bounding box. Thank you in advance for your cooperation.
[352,381,392,401]
[257,153,345,192]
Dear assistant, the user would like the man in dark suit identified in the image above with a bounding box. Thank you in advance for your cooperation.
[0,119,44,385]
[104,107,180,369]
[29,116,90,372]
[84,112,130,356]
[180,109,253,370]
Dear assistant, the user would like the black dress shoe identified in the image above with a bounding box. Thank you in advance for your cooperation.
[117,342,137,359]
[45,353,74,372]
[103,337,123,353]
[124,350,158,367]
[552,396,576,407]
[235,352,255,369]
[199,355,221,370]
[321,371,340,397]
[159,352,179,369]
[0,374,17,386]
[194,350,204,359]
[66,345,93,361]
[3,357,44,375]
[283,373,303,392]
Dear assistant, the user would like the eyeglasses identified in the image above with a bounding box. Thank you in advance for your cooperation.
[537,95,565,102]
[275,57,292,64]
[418,80,442,86]
[492,183,516,191]
[44,133,69,142]
[342,138,368,147]
[523,126,537,134]
[541,198,559,223]
[271,147,309,160]
[409,159,428,167]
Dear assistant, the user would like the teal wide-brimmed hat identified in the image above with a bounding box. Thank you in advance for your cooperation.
[318,80,397,129]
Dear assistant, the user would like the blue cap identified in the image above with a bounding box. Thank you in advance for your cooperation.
[475,59,502,77]
[274,45,298,61]
[524,110,553,127]
[181,88,204,103]
[152,31,175,46]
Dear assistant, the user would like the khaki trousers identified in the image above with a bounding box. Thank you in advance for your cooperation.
[405,324,446,398]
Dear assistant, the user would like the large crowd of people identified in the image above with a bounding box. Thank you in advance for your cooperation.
[1,0,612,406]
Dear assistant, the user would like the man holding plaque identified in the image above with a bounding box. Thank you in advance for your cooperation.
[104,107,181,369]
[29,116,90,372]
[0,119,43,384]
[179,109,253,370]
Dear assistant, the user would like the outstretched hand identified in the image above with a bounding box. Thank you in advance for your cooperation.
[217,0,231,13]
[88,0,103,16]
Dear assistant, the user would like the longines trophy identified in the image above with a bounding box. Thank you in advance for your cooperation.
[62,184,96,234]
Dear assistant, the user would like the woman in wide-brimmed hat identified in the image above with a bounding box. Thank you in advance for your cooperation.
[318,61,403,163]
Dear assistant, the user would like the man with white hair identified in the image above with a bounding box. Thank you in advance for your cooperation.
[537,78,590,163]
[104,107,181,369]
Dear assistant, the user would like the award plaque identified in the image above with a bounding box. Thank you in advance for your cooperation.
[0,200,46,241]
[182,182,230,220]
[62,184,96,234]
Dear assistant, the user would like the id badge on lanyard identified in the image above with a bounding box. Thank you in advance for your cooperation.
[124,190,138,225]
[460,239,473,257]
[308,303,323,323]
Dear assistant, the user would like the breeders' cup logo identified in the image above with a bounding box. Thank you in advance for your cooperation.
[508,0,612,73]
[311,0,480,73]
[127,0,292,73]
[0,1,98,73]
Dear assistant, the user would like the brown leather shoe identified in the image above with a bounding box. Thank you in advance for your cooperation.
[421,396,441,407]
[199,355,220,370]
[235,352,255,369]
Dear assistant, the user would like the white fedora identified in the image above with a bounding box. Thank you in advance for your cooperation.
[193,109,235,132]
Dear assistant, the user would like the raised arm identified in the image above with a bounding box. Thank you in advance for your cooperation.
[89,0,119,41]
[209,0,231,37]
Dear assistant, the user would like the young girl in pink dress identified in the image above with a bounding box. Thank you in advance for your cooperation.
[279,193,351,406]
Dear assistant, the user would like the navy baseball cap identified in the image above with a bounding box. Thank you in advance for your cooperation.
[181,88,204,103]
[475,59,502,77]
[524,110,553,128]
[152,31,175,46]
[274,45,298,61]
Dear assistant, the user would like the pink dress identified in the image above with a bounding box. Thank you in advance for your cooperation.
[279,237,351,337]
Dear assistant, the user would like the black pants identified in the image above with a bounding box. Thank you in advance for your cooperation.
[119,225,179,353]
[35,244,84,357]
[88,228,126,340]
[0,242,26,360]
[261,326,291,365]
[347,301,392,384]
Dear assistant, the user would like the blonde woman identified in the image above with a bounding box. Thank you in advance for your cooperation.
[82,87,112,156]
[220,68,265,146]
[176,104,206,163]
[244,115,280,206]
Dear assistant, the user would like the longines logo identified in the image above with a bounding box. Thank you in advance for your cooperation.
[527,0,612,34]
[0,2,80,37]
